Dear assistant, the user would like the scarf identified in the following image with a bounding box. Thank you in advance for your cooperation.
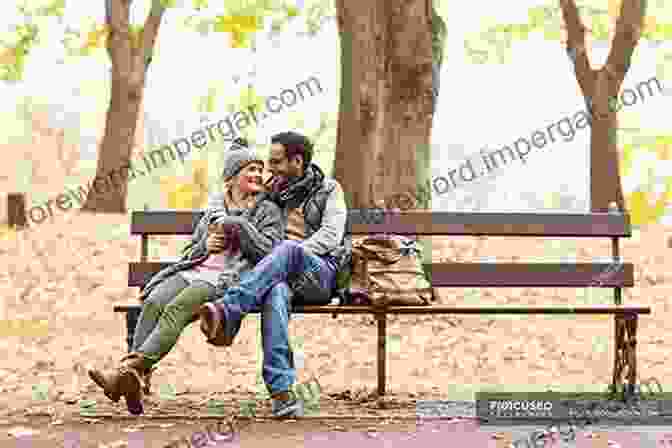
[268,163,325,209]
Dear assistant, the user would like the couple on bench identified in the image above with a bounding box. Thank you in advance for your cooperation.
[88,131,351,417]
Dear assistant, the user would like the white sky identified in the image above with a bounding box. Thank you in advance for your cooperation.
[1,0,671,213]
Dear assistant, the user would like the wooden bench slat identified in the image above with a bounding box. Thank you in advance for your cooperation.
[348,211,631,236]
[114,304,649,314]
[129,262,634,288]
[131,211,631,237]
[427,262,634,287]
[131,211,204,235]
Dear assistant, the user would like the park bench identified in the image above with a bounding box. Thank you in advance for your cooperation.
[114,209,649,400]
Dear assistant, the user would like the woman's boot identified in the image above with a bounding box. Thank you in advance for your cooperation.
[88,352,149,415]
[88,353,137,403]
[143,366,156,395]
[116,352,148,415]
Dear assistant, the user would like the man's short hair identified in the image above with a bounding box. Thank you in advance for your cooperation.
[271,131,314,167]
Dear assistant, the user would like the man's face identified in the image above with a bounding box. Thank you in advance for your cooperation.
[267,143,302,184]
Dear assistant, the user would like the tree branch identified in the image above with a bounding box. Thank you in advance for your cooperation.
[105,0,132,66]
[140,0,166,73]
[105,0,112,26]
[558,0,594,96]
[104,0,114,60]
[604,0,645,85]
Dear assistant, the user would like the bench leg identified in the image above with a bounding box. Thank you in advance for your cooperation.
[124,308,141,353]
[625,315,638,399]
[376,313,387,396]
[611,314,638,401]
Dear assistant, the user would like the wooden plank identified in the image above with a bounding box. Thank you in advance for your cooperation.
[131,210,631,237]
[128,262,173,286]
[114,304,650,315]
[346,211,631,236]
[427,262,634,287]
[129,262,634,288]
[131,211,204,235]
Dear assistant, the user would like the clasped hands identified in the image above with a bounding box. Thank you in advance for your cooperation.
[206,223,242,254]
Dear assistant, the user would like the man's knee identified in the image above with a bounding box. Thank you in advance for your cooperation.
[264,282,291,311]
[273,240,303,256]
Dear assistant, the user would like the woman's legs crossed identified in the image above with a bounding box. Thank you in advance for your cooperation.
[135,280,216,367]
[132,274,190,351]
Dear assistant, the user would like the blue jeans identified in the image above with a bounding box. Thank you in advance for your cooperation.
[214,240,337,394]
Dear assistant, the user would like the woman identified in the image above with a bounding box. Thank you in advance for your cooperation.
[88,139,284,415]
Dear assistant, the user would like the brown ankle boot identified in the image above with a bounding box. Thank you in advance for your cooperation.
[142,366,156,395]
[88,353,137,403]
[117,352,149,415]
[88,353,149,414]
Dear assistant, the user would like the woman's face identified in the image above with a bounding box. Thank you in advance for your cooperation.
[236,162,264,194]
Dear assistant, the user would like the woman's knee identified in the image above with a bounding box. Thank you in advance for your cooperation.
[165,286,212,314]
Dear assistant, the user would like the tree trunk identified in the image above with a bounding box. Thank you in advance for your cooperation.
[81,78,143,212]
[81,0,165,213]
[559,0,645,212]
[589,71,625,212]
[333,0,434,212]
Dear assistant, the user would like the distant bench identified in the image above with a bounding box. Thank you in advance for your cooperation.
[114,210,649,400]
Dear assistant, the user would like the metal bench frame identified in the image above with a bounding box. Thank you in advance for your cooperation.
[114,210,649,400]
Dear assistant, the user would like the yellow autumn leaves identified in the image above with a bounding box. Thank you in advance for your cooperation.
[621,137,672,226]
[79,15,266,50]
[80,24,146,54]
[161,159,210,210]
[82,24,110,52]
[214,15,261,48]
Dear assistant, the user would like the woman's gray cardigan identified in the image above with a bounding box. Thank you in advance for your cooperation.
[138,192,285,302]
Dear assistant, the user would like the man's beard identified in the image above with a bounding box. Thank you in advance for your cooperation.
[271,173,300,192]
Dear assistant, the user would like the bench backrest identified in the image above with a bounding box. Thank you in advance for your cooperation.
[130,210,631,237]
[128,210,633,302]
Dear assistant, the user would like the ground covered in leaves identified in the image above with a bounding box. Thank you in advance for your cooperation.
[1,212,671,446]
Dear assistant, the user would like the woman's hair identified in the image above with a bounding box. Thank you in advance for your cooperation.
[222,160,263,192]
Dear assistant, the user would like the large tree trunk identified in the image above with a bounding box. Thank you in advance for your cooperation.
[559,0,645,212]
[81,0,165,213]
[82,78,143,212]
[590,71,625,212]
[333,0,434,212]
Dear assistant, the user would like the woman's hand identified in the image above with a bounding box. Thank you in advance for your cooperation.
[206,233,227,253]
[206,223,241,253]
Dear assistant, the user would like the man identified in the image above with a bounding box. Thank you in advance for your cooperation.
[198,131,350,418]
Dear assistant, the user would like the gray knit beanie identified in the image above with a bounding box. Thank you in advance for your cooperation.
[221,138,263,180]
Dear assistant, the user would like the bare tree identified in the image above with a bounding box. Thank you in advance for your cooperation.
[81,0,166,213]
[559,0,646,212]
